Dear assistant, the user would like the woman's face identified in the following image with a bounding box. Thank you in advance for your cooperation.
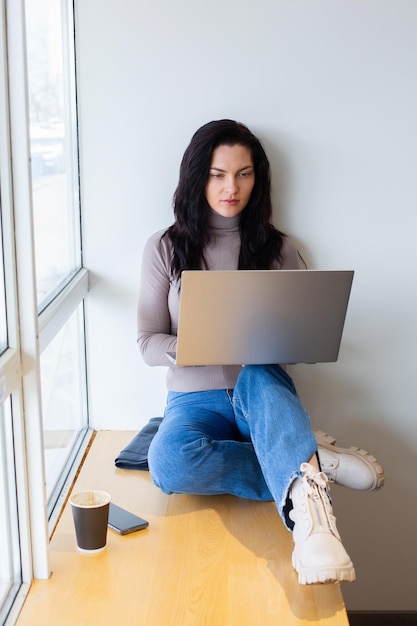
[205,144,255,218]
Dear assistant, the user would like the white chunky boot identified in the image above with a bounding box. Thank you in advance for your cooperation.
[314,430,384,491]
[289,462,356,585]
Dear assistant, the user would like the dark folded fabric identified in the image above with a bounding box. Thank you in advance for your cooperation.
[115,417,163,470]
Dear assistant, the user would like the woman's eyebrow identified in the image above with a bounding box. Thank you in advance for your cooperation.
[209,165,254,172]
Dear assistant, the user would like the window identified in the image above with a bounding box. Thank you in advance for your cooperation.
[0,213,7,353]
[0,400,21,625]
[25,0,82,310]
[0,3,27,619]
[24,0,90,519]
[41,303,88,514]
[0,0,91,620]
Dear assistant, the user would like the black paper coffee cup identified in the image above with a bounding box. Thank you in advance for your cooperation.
[70,490,111,552]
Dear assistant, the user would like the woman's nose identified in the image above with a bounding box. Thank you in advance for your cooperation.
[225,176,238,195]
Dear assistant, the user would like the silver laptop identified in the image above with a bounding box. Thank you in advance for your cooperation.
[166,269,354,366]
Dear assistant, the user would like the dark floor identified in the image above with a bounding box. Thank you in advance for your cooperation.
[347,613,417,626]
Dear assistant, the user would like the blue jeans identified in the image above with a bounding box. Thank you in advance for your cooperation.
[148,364,317,529]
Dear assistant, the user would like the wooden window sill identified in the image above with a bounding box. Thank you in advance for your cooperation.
[16,431,349,625]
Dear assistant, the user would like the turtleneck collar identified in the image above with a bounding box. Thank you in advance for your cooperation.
[208,209,240,231]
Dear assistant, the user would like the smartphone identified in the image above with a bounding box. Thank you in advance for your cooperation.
[108,502,149,535]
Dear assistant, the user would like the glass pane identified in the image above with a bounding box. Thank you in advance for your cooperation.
[0,398,22,624]
[40,304,87,508]
[0,205,8,354]
[25,0,81,310]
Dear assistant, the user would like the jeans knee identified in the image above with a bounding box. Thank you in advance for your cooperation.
[238,363,295,394]
[239,364,275,384]
[148,429,208,495]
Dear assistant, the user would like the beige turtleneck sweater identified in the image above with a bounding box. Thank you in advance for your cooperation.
[137,211,302,392]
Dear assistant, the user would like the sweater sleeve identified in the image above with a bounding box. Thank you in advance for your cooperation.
[137,231,178,366]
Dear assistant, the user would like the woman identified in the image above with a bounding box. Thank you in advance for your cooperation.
[137,120,382,585]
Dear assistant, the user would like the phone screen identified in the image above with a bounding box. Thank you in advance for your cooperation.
[108,503,149,535]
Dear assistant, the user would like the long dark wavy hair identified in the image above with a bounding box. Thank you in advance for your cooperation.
[164,119,286,280]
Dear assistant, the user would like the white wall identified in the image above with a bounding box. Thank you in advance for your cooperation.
[75,0,417,611]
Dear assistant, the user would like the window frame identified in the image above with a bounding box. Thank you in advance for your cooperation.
[1,1,36,620]
[0,1,92,621]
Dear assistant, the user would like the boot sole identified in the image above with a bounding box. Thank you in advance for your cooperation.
[292,553,356,585]
[315,431,385,491]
